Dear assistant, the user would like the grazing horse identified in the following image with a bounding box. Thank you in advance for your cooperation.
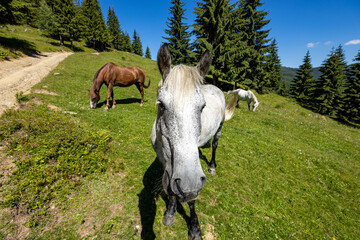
[150,44,235,239]
[227,88,260,112]
[88,62,150,110]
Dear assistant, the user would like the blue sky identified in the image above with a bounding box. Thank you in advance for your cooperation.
[99,0,360,68]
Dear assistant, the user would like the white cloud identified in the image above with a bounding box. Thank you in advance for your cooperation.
[324,41,332,46]
[307,42,320,48]
[345,39,360,46]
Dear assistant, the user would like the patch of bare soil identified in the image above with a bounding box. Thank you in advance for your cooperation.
[0,51,73,116]
[0,52,72,239]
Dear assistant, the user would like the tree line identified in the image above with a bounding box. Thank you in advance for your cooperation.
[0,0,151,58]
[289,47,360,125]
[2,0,359,124]
[164,0,282,94]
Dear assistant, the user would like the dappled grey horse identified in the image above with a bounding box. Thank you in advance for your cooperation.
[150,44,235,239]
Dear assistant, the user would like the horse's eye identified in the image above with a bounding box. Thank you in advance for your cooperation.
[200,103,206,111]
[157,100,165,110]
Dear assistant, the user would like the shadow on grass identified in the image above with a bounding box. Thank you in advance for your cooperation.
[0,36,39,57]
[49,41,84,52]
[97,98,143,108]
[138,158,189,240]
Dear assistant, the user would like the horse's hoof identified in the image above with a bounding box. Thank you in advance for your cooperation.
[208,168,216,175]
[112,106,116,109]
[162,215,175,226]
[140,103,144,107]
[188,235,202,240]
[104,108,108,111]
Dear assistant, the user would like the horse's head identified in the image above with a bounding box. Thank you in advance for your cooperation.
[156,44,211,203]
[253,101,259,112]
[88,88,100,109]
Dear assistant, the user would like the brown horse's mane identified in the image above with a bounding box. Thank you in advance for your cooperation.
[92,63,111,87]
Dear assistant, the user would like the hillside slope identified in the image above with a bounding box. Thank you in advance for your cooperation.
[0,51,359,240]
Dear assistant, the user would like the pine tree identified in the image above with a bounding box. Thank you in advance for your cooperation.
[240,0,271,92]
[341,50,360,124]
[163,0,193,64]
[145,46,151,59]
[107,6,122,50]
[132,30,143,56]
[290,50,316,108]
[0,0,14,24]
[121,32,132,53]
[263,39,282,92]
[35,0,58,34]
[314,45,347,118]
[193,0,232,85]
[81,0,109,50]
[10,0,38,24]
[222,2,250,87]
[51,0,76,46]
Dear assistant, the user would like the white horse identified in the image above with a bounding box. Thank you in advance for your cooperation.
[227,88,260,112]
[150,44,235,239]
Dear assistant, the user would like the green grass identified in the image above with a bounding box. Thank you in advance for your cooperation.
[0,25,94,60]
[0,51,359,240]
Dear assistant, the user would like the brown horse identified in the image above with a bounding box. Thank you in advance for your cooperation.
[88,62,150,110]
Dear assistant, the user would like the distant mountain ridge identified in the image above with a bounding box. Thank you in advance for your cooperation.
[281,66,321,88]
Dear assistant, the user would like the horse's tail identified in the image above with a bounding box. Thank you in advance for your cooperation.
[224,93,238,121]
[143,77,151,88]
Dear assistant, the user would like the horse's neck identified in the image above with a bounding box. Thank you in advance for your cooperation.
[91,80,103,92]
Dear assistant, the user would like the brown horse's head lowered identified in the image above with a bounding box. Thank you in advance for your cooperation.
[88,62,150,110]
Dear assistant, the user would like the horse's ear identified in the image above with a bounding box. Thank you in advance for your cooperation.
[197,51,211,78]
[157,43,171,80]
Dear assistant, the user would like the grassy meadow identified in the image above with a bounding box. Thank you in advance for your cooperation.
[0,50,359,240]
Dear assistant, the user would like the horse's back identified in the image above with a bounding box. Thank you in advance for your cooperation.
[198,85,225,147]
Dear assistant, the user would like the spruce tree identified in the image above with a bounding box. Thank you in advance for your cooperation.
[51,0,76,46]
[290,50,316,108]
[107,6,122,50]
[222,2,251,87]
[132,30,143,56]
[240,0,271,92]
[121,32,132,53]
[145,46,151,59]
[0,0,14,24]
[314,45,347,118]
[263,39,282,92]
[35,0,58,35]
[81,0,109,50]
[163,0,193,64]
[193,0,232,85]
[341,50,360,124]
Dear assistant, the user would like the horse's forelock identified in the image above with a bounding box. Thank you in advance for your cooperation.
[160,65,203,110]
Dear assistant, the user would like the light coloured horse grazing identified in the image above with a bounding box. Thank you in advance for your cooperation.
[150,44,235,239]
[227,88,260,112]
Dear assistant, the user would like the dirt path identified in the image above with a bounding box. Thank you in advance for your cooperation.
[0,51,73,115]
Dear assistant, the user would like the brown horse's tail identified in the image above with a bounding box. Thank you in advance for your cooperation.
[143,77,151,88]
[224,93,238,121]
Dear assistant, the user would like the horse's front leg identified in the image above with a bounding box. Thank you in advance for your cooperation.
[187,200,201,240]
[208,122,223,175]
[105,84,113,111]
[163,194,177,226]
[111,89,116,109]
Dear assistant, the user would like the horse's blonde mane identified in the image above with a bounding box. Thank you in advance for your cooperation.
[159,65,203,110]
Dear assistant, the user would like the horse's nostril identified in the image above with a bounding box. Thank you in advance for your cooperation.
[200,176,206,183]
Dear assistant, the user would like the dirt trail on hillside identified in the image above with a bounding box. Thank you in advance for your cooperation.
[0,52,73,115]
